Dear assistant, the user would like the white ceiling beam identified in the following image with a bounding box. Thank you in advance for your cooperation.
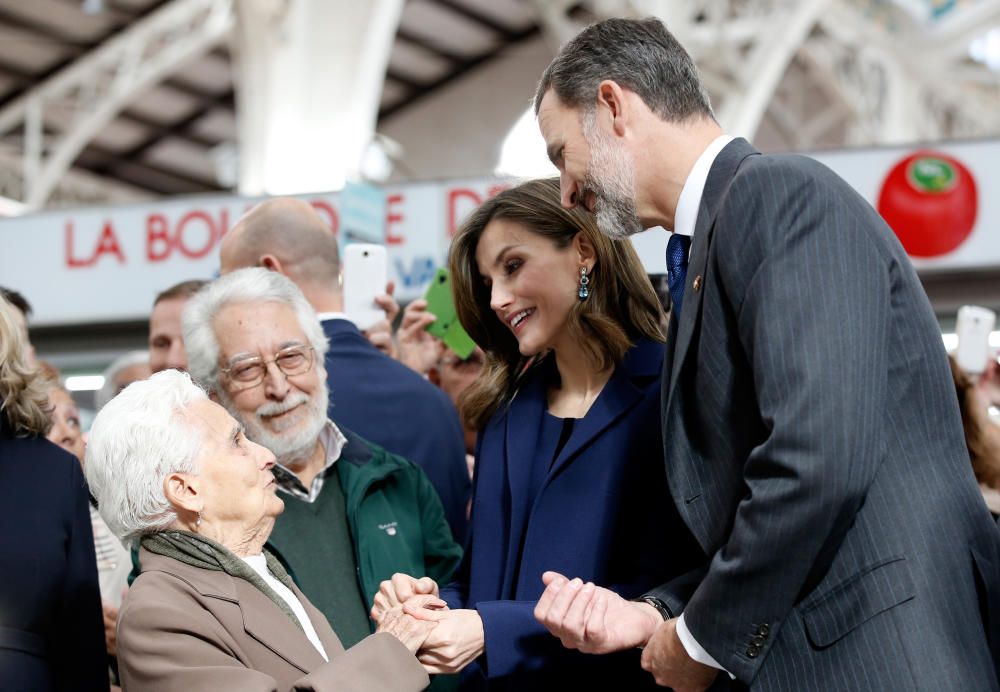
[0,0,234,211]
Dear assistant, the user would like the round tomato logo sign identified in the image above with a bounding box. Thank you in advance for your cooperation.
[877,151,977,257]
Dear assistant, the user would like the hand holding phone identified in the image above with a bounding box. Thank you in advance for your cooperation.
[423,268,476,359]
[343,243,388,331]
[956,305,996,375]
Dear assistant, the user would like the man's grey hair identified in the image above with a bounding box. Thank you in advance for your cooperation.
[533,17,714,122]
[95,350,150,410]
[85,370,206,545]
[182,268,329,394]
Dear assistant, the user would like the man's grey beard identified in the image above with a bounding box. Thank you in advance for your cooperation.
[217,376,329,469]
[581,110,645,240]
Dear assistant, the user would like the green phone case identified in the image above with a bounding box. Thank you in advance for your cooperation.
[423,268,477,359]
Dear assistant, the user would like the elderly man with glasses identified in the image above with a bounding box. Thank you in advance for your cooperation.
[178,268,462,665]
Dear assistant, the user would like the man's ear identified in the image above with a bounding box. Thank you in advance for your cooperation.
[164,472,202,516]
[259,254,286,275]
[596,80,630,136]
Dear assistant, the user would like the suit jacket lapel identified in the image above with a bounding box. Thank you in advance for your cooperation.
[664,138,759,413]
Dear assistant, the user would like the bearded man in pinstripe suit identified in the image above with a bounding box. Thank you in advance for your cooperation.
[532,17,1000,691]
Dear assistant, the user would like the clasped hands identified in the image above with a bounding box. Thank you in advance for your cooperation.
[533,571,719,691]
[371,573,485,674]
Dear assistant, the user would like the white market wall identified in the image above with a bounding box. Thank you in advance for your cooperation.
[1,139,996,327]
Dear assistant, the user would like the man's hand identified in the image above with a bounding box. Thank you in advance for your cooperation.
[533,571,662,654]
[102,602,119,656]
[370,573,439,625]
[396,299,444,376]
[641,617,718,691]
[403,603,485,675]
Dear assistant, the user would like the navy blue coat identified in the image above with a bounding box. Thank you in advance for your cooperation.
[0,417,108,691]
[441,339,702,690]
[321,318,471,544]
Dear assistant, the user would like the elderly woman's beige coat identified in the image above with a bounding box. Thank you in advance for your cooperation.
[117,548,429,692]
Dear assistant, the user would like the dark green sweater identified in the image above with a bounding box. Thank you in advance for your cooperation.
[267,472,371,648]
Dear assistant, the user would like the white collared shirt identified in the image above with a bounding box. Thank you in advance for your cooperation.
[272,420,348,503]
[671,133,737,679]
[670,134,736,245]
[242,554,329,661]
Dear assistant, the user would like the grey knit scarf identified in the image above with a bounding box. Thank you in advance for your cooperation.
[141,530,303,632]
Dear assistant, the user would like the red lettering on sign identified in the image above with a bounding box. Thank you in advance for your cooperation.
[447,188,482,238]
[65,220,125,268]
[385,194,404,245]
[487,184,510,199]
[309,200,340,236]
[146,214,171,262]
[94,222,126,264]
[175,210,217,259]
[65,221,88,268]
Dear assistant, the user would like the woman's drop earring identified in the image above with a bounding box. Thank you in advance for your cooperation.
[578,266,590,301]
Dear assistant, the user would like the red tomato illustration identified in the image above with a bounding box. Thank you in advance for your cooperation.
[877,151,977,257]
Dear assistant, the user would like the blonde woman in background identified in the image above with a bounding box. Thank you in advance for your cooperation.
[0,295,107,691]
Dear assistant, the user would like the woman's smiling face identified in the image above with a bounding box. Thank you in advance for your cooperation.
[475,218,583,357]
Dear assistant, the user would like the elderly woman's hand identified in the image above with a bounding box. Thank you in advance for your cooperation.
[371,573,440,625]
[403,604,485,675]
[376,606,439,655]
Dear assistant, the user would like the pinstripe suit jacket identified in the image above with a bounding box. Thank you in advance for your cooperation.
[649,138,1000,690]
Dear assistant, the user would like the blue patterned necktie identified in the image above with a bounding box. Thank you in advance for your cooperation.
[666,233,692,319]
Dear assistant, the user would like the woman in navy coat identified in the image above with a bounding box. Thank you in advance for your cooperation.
[371,179,701,690]
[0,296,108,691]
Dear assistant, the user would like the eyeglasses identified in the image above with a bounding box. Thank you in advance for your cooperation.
[220,345,315,389]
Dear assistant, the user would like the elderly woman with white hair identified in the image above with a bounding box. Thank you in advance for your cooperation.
[85,369,435,691]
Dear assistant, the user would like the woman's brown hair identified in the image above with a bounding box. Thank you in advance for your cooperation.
[449,178,664,430]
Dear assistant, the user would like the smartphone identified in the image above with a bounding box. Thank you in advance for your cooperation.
[343,243,388,331]
[423,268,476,359]
[955,305,996,375]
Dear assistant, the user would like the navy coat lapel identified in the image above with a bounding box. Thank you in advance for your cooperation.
[664,138,759,413]
[500,369,546,591]
[545,338,662,484]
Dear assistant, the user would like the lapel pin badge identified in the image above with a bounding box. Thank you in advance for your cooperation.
[692,275,703,292]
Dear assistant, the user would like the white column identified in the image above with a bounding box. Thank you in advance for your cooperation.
[233,0,403,195]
